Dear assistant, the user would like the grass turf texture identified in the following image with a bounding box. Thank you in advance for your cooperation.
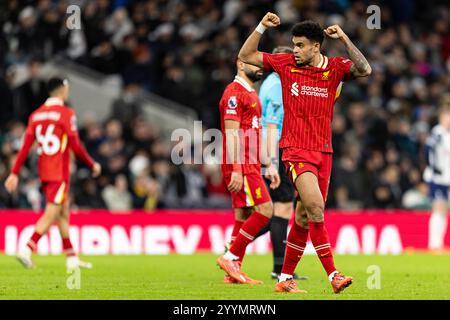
[0,253,449,300]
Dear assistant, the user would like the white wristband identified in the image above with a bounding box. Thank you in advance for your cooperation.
[255,22,267,34]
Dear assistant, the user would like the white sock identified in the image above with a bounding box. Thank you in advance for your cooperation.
[278,273,293,282]
[223,251,239,261]
[429,211,447,249]
[328,270,338,282]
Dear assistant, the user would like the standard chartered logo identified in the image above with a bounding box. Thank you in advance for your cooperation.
[291,83,328,98]
[291,82,299,96]
[300,85,328,98]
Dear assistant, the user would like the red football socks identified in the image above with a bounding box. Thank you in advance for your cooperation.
[229,211,270,259]
[230,220,244,243]
[27,232,42,251]
[281,222,309,275]
[62,238,76,256]
[309,221,336,276]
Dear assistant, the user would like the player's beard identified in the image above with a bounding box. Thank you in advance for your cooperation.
[295,56,313,67]
[245,70,263,82]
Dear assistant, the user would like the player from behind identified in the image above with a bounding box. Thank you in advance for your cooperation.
[238,13,372,293]
[4,77,101,270]
[216,59,280,284]
[423,95,450,253]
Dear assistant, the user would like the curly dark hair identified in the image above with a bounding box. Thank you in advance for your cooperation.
[291,20,324,46]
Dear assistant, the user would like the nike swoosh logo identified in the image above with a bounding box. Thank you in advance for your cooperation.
[290,68,303,73]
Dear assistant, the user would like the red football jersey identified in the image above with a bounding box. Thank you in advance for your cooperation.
[12,97,95,182]
[219,76,262,176]
[263,53,354,153]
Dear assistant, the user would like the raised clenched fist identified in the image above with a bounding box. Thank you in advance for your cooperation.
[261,12,281,28]
[324,25,346,39]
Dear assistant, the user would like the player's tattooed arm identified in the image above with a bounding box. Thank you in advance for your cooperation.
[324,25,372,77]
[345,39,372,77]
[238,12,281,68]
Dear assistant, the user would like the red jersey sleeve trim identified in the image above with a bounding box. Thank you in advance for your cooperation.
[223,114,241,122]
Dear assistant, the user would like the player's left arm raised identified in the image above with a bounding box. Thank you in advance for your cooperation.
[324,25,372,78]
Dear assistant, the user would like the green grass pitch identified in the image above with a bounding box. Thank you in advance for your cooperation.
[0,253,449,300]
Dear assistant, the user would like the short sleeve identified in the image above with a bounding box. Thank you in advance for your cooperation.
[222,93,243,122]
[334,56,355,81]
[263,53,293,74]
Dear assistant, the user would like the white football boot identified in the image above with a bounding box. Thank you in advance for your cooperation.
[16,246,34,269]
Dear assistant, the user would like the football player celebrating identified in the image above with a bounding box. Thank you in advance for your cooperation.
[238,13,371,293]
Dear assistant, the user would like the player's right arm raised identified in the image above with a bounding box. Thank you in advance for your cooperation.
[238,12,281,68]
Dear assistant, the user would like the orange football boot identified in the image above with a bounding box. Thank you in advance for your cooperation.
[331,272,353,293]
[223,275,238,284]
[241,272,264,285]
[216,256,247,284]
[274,279,307,293]
[224,271,263,284]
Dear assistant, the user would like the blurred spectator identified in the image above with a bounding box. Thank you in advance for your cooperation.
[370,165,403,208]
[132,174,160,210]
[332,150,365,210]
[1,0,450,210]
[75,178,106,209]
[402,182,431,209]
[0,70,15,128]
[110,83,143,127]
[102,174,133,211]
[16,58,47,122]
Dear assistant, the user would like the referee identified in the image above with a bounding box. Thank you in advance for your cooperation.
[258,46,307,280]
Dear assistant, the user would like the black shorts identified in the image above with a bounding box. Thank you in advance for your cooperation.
[264,148,295,203]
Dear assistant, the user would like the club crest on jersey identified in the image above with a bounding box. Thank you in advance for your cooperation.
[228,96,237,109]
[255,187,262,199]
[321,70,330,81]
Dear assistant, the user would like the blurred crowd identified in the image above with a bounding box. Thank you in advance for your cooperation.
[1,0,450,211]
[0,102,231,210]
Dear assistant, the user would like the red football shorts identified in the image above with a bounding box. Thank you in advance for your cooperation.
[42,181,69,205]
[282,147,333,202]
[223,173,271,208]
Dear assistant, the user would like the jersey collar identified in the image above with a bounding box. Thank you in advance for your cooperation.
[315,54,329,69]
[44,97,64,106]
[234,75,255,92]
